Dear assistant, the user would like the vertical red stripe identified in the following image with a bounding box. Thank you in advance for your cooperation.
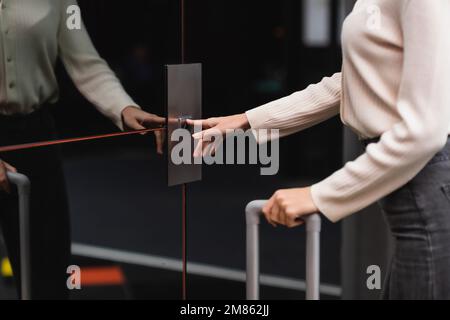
[181,0,187,301]
[182,183,187,300]
[181,0,186,64]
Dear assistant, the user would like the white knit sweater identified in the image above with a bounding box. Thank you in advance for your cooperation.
[0,0,137,129]
[246,0,450,222]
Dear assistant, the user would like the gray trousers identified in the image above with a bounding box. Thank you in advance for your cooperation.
[364,137,450,299]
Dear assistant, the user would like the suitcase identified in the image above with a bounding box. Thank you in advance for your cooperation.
[6,172,31,300]
[245,200,321,300]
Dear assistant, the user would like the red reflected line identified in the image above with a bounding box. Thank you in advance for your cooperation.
[0,128,165,153]
[181,0,187,300]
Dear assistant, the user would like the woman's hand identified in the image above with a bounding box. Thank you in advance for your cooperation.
[0,160,17,193]
[187,113,250,157]
[122,106,166,155]
[263,187,319,228]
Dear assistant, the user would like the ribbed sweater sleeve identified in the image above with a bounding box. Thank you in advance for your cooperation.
[245,73,341,141]
[58,0,138,130]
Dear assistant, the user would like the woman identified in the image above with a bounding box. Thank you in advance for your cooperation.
[190,0,450,299]
[0,0,164,299]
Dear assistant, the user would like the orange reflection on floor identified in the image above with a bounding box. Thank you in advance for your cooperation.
[80,266,125,286]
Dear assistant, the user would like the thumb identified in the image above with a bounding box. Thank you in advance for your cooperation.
[142,114,166,128]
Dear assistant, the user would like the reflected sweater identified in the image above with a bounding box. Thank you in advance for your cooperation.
[246,0,450,222]
[0,0,137,129]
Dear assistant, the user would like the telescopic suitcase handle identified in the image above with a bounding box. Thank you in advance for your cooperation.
[245,200,321,300]
[7,172,31,300]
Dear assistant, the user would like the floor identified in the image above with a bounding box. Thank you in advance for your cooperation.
[1,136,342,300]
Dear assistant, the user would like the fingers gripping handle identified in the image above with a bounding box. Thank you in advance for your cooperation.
[245,200,321,300]
[6,172,31,300]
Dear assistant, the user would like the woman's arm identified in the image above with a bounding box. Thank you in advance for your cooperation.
[307,0,450,222]
[57,0,164,132]
[188,72,341,156]
[246,72,341,139]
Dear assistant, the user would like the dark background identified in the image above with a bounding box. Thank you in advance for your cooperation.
[57,0,343,179]
[60,0,345,298]
[2,0,348,299]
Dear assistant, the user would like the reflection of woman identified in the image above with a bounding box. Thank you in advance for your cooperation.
[0,0,163,299]
[191,1,450,299]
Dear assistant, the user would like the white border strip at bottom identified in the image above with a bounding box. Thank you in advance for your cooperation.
[72,243,342,297]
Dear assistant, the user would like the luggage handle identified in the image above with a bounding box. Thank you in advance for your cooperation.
[7,172,31,300]
[245,200,321,300]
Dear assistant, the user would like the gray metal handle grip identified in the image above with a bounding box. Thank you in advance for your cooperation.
[245,200,321,300]
[6,172,31,300]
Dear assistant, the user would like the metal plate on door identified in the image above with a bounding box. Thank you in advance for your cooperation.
[166,63,202,186]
